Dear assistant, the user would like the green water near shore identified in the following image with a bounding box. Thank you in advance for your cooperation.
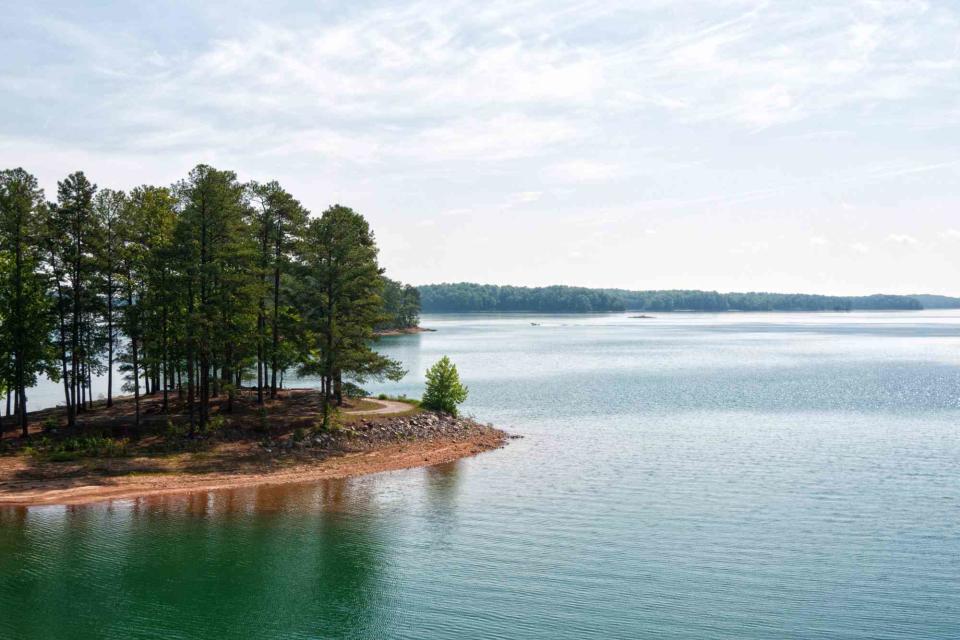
[2,311,959,638]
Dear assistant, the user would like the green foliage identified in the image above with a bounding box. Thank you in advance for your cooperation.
[0,161,412,440]
[204,414,227,433]
[166,419,187,439]
[377,277,421,329]
[292,426,306,442]
[341,382,368,398]
[375,393,419,407]
[313,405,343,433]
[419,283,625,313]
[421,356,468,416]
[295,205,405,427]
[25,435,129,461]
[418,283,924,313]
[0,168,57,434]
[608,289,923,312]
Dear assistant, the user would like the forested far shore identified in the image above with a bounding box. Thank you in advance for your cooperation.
[418,283,934,313]
[0,165,421,438]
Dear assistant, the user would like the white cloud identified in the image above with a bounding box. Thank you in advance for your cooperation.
[503,191,543,208]
[850,242,870,254]
[546,160,625,183]
[4,0,960,294]
[941,229,960,240]
[887,233,919,246]
[809,236,829,246]
[11,0,959,166]
[730,240,770,255]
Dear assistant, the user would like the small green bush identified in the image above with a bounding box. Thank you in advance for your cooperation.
[166,419,187,439]
[27,435,129,461]
[421,356,468,416]
[204,414,227,433]
[293,427,307,442]
[314,406,343,433]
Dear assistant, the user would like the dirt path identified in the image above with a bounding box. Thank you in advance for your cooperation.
[344,398,415,416]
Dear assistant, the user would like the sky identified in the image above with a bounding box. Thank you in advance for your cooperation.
[2,0,959,295]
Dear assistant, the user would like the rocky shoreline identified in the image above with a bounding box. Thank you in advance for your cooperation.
[264,411,504,454]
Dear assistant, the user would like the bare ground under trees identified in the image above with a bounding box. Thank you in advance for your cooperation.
[0,389,508,507]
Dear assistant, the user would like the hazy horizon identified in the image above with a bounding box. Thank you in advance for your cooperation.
[3,1,959,296]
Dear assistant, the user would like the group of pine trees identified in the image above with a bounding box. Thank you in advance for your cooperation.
[378,278,421,330]
[0,164,415,437]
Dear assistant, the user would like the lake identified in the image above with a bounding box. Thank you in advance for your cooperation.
[2,311,959,639]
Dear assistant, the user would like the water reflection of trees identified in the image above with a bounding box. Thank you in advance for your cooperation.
[422,460,462,546]
[1,479,396,638]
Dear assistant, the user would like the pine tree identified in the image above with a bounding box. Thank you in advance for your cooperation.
[296,205,404,428]
[174,165,255,430]
[250,181,308,402]
[58,172,100,414]
[45,171,102,424]
[1,162,415,436]
[0,169,55,435]
[127,186,177,414]
[92,189,126,408]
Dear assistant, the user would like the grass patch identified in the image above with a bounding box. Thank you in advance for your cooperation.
[375,393,421,407]
[24,435,130,462]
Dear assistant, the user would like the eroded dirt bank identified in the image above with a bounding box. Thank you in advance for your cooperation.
[0,390,508,507]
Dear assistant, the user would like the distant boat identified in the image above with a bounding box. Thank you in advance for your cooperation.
[530,322,541,326]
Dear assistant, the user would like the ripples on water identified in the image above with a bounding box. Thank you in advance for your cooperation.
[2,312,959,639]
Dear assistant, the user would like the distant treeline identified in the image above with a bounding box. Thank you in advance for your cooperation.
[420,284,626,313]
[418,283,927,313]
[607,290,922,312]
[909,294,960,309]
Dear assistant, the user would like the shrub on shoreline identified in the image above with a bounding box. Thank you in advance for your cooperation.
[421,356,468,417]
[24,435,129,461]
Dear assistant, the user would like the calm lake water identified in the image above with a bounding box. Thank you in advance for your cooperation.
[2,311,959,639]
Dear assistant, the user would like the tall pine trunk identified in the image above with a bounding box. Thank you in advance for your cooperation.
[270,223,282,399]
[71,228,80,419]
[14,241,27,436]
[187,280,196,431]
[257,305,265,405]
[106,283,113,407]
[52,274,75,428]
[162,305,169,413]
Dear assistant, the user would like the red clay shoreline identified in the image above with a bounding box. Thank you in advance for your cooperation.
[0,432,505,508]
[0,389,508,508]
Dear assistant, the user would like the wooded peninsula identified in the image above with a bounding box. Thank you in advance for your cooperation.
[0,165,427,437]
[0,165,507,506]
